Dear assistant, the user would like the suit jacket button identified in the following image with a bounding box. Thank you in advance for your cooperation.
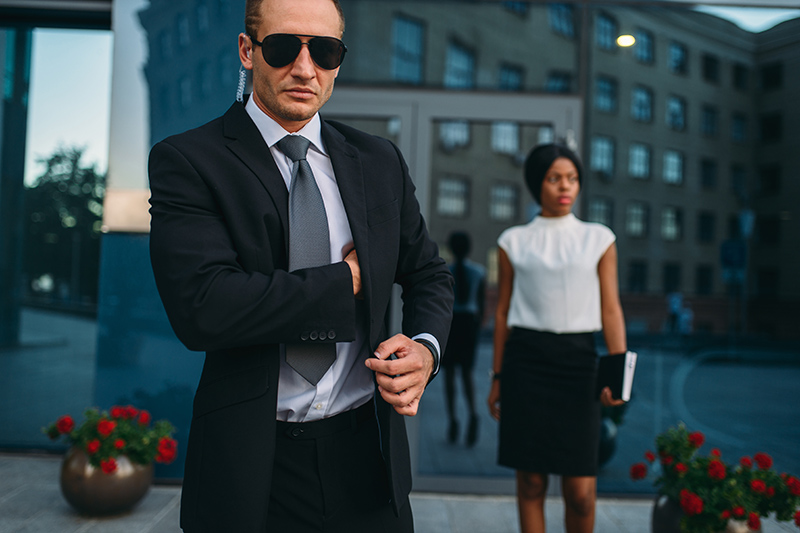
[310,331,319,340]
[291,427,303,437]
[328,330,336,340]
[300,332,310,341]
[319,331,327,340]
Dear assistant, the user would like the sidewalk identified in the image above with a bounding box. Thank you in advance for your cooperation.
[2,453,795,533]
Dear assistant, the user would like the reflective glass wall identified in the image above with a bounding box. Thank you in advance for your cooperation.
[1,0,798,492]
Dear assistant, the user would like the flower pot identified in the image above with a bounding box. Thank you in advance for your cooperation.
[651,495,762,533]
[60,446,153,515]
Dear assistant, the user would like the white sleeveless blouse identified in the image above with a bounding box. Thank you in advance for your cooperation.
[497,213,615,334]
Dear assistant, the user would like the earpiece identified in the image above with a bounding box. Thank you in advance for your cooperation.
[247,49,251,58]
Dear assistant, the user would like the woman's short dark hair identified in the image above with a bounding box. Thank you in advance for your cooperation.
[523,143,583,205]
[448,231,471,260]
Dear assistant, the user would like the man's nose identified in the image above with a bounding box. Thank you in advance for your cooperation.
[290,43,316,77]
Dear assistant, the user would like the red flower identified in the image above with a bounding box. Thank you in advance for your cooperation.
[124,405,139,419]
[156,437,177,464]
[110,406,125,419]
[674,462,688,474]
[679,490,704,516]
[794,509,800,527]
[97,419,116,438]
[747,512,761,530]
[750,479,766,493]
[688,431,705,448]
[766,486,774,497]
[644,451,656,463]
[786,476,800,496]
[721,510,731,519]
[708,459,726,480]
[55,415,75,434]
[740,456,753,469]
[753,452,773,470]
[710,448,721,457]
[114,438,126,450]
[630,463,647,480]
[100,457,117,474]
[732,506,745,518]
[661,455,674,466]
[137,410,151,426]
[86,439,101,454]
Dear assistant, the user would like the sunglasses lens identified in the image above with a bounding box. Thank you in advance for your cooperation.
[308,37,346,70]
[262,34,302,68]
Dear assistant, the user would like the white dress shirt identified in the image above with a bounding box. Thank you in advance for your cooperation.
[498,213,615,334]
[245,97,439,422]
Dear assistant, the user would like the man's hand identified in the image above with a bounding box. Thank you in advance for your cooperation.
[600,386,626,407]
[365,334,435,416]
[343,249,362,298]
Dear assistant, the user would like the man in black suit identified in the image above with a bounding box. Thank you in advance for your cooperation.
[147,0,453,531]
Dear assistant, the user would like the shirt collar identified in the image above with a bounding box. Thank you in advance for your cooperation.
[244,95,326,156]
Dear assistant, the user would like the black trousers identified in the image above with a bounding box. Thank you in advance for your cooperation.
[267,399,414,533]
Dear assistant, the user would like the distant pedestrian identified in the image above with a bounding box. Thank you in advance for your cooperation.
[488,143,628,533]
[443,231,486,447]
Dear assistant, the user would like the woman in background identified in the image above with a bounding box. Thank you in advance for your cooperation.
[443,231,485,447]
[488,144,627,533]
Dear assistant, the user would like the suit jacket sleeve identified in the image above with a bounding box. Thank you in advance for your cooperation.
[148,136,356,352]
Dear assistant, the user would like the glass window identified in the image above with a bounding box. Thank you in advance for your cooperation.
[628,143,650,179]
[499,64,523,91]
[502,1,528,16]
[756,267,780,297]
[392,15,424,84]
[733,62,748,91]
[731,112,747,142]
[628,260,648,293]
[198,63,211,99]
[179,76,192,109]
[701,158,717,189]
[760,62,783,90]
[702,53,719,83]
[548,4,575,38]
[695,265,714,295]
[666,95,686,131]
[491,122,519,154]
[595,13,618,51]
[594,75,617,112]
[631,86,653,122]
[545,71,572,93]
[663,262,682,293]
[668,41,688,75]
[697,211,716,243]
[730,164,746,198]
[625,202,649,237]
[590,136,615,179]
[444,41,475,89]
[756,215,781,246]
[489,183,518,221]
[196,3,210,33]
[760,113,782,143]
[661,207,683,241]
[158,31,173,61]
[663,150,684,185]
[758,164,781,195]
[701,105,718,137]
[634,28,654,64]
[588,197,613,227]
[439,120,470,150]
[436,176,469,217]
[177,13,191,47]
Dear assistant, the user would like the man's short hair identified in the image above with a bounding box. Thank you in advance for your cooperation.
[245,0,346,39]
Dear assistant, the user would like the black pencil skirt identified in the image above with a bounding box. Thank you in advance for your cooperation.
[497,327,601,477]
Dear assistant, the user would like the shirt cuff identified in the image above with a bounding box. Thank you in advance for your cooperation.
[412,333,441,378]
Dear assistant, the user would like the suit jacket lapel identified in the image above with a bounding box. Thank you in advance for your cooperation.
[321,120,373,312]
[222,102,290,248]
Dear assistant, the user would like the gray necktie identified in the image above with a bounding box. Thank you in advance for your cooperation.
[278,134,336,385]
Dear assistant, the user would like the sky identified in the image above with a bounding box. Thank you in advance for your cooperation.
[21,6,800,187]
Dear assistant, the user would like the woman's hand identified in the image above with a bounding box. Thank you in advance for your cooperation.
[487,380,501,420]
[600,386,626,407]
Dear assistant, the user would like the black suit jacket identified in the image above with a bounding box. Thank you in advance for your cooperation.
[148,101,453,532]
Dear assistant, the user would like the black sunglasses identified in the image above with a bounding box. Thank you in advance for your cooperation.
[249,33,347,70]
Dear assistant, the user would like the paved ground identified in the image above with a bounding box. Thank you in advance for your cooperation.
[2,453,798,533]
